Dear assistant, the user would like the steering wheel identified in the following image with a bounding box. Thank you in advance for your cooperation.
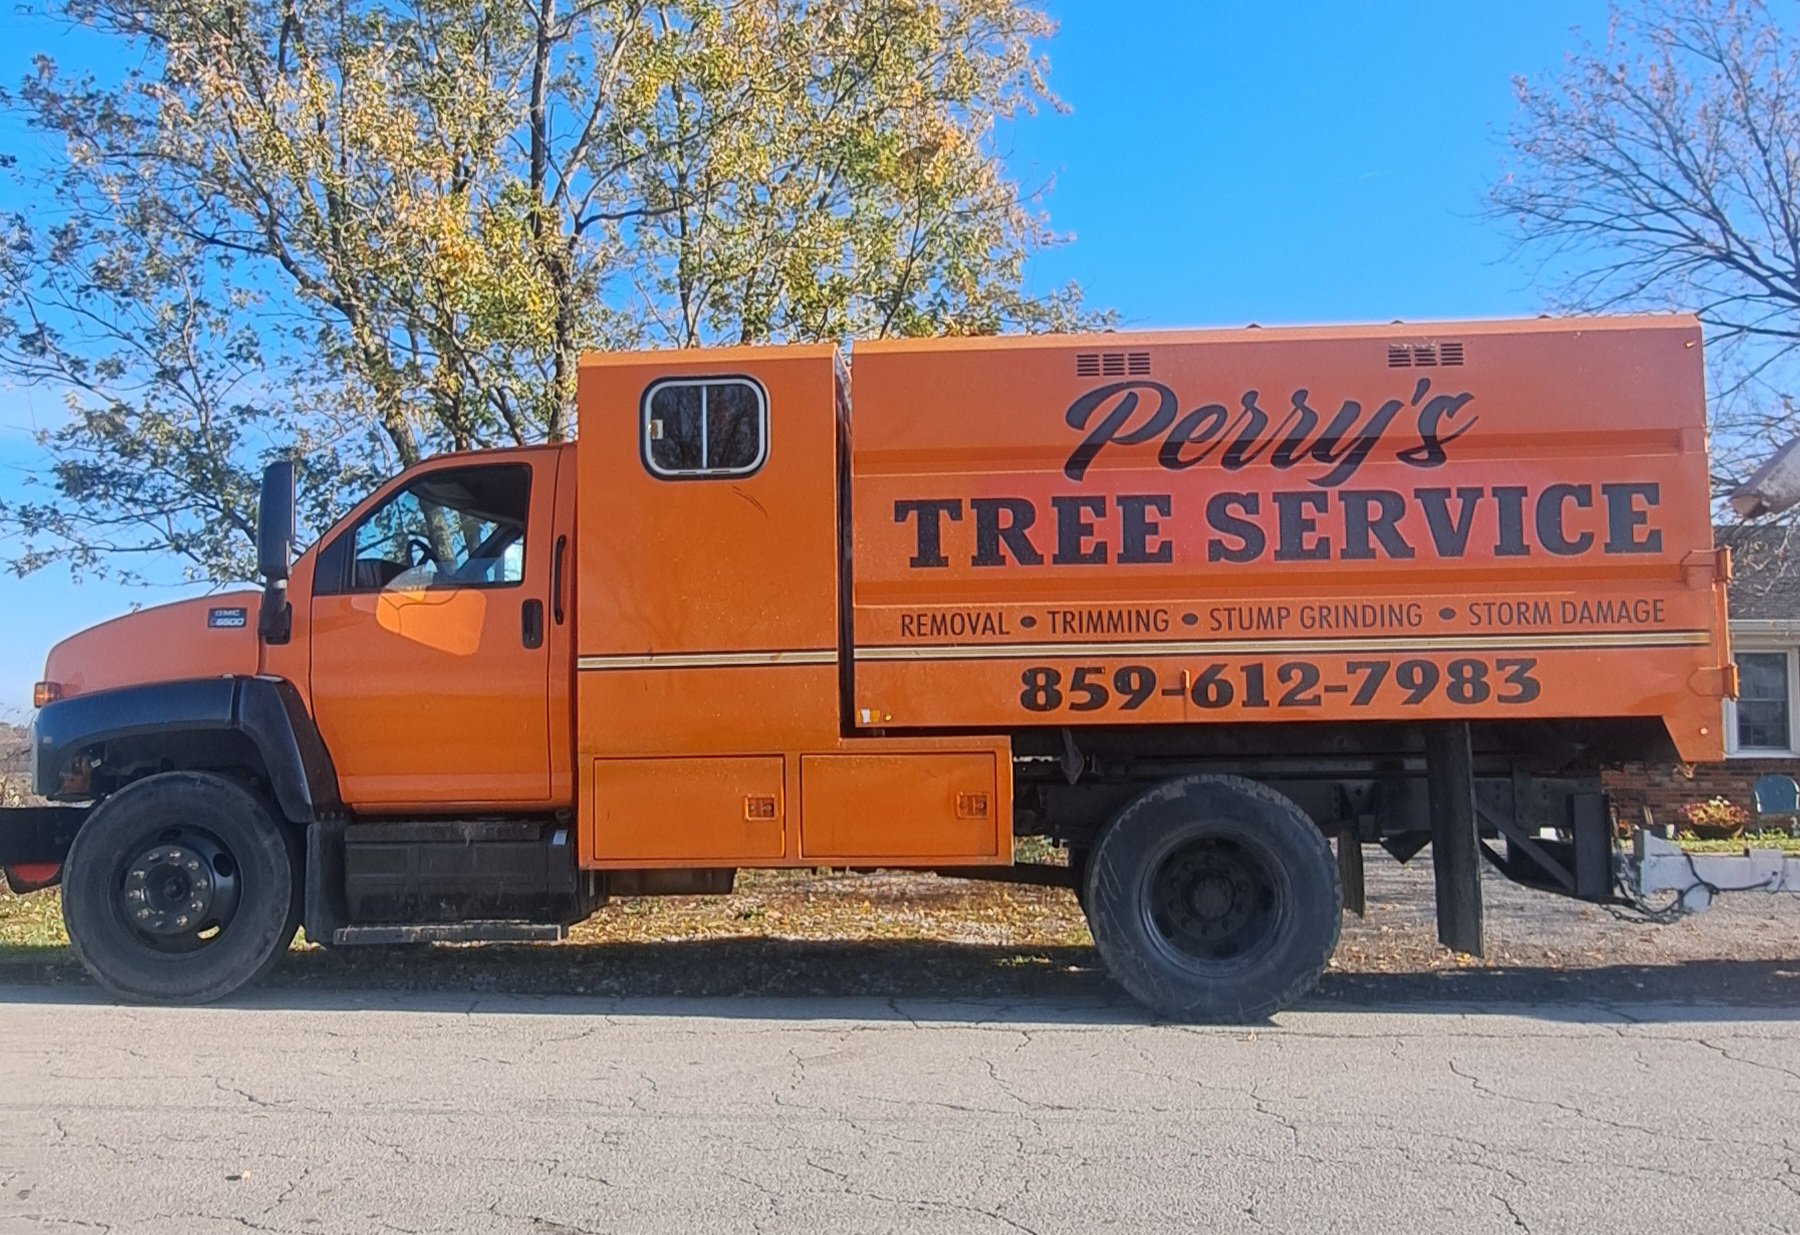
[406,536,442,571]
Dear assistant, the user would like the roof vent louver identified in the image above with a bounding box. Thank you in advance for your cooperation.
[1078,351,1152,378]
[1388,341,1465,368]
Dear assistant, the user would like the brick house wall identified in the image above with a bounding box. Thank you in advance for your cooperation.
[1602,526,1800,828]
[1602,756,1800,829]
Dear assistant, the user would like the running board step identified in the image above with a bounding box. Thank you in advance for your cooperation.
[331,921,567,946]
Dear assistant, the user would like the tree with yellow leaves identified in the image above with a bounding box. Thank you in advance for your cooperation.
[0,0,1096,582]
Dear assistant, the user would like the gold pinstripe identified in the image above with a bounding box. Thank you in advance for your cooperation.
[853,630,1712,661]
[577,649,838,671]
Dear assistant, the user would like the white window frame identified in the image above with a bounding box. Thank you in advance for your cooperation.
[642,377,769,479]
[1725,643,1800,758]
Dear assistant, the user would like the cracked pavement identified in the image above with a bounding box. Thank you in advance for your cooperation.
[1,990,1798,1233]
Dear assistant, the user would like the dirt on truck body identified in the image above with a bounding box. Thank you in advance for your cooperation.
[3,314,1731,1020]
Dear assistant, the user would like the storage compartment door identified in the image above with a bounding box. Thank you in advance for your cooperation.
[590,756,785,863]
[800,753,1004,863]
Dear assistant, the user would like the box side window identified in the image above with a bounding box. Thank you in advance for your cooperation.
[643,377,767,478]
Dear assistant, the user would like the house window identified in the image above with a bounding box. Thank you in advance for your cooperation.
[643,378,767,478]
[1730,649,1796,755]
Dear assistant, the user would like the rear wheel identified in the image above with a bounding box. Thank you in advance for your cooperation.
[62,772,301,1004]
[1083,774,1341,1022]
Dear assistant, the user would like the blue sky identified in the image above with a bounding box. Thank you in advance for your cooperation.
[0,0,1614,713]
[1005,1,1610,322]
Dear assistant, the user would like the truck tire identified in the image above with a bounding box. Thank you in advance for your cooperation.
[1083,774,1341,1022]
[61,772,301,1004]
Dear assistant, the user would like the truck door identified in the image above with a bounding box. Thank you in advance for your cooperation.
[308,456,555,807]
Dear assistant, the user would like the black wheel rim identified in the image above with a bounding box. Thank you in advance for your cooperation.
[114,826,243,954]
[1141,833,1287,971]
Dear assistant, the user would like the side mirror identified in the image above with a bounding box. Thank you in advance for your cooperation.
[256,459,295,643]
[257,459,295,582]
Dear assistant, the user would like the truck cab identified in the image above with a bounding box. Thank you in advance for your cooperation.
[32,442,576,815]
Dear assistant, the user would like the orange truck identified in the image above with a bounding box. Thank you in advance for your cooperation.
[1,314,1731,1019]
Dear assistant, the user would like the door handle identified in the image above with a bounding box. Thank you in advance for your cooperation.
[551,535,567,625]
[521,598,544,649]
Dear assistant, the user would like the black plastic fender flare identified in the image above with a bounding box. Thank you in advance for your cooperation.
[29,676,341,824]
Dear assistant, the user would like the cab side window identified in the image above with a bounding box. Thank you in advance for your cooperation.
[643,378,766,478]
[332,464,531,593]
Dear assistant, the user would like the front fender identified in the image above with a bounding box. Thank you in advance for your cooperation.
[31,677,341,823]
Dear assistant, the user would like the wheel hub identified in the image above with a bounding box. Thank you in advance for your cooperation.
[1147,836,1280,964]
[124,844,214,935]
[1189,874,1236,919]
[116,829,241,949]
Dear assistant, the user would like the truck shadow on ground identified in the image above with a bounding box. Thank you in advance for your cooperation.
[2,938,1798,1023]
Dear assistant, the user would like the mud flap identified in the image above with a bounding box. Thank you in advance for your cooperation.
[1336,832,1366,918]
[303,819,349,946]
[1571,791,1613,902]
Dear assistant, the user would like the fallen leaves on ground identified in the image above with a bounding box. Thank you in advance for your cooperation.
[3,858,1798,1007]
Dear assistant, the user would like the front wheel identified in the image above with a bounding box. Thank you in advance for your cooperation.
[62,772,301,1004]
[1083,774,1341,1022]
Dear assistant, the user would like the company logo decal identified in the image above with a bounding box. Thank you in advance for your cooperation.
[892,378,1662,569]
[1061,377,1473,486]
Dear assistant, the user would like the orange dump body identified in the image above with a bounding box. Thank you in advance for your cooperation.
[846,317,1730,763]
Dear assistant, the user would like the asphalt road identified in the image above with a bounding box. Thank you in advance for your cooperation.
[1,989,1797,1234]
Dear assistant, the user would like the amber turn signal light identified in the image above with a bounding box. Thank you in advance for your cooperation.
[33,681,61,708]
